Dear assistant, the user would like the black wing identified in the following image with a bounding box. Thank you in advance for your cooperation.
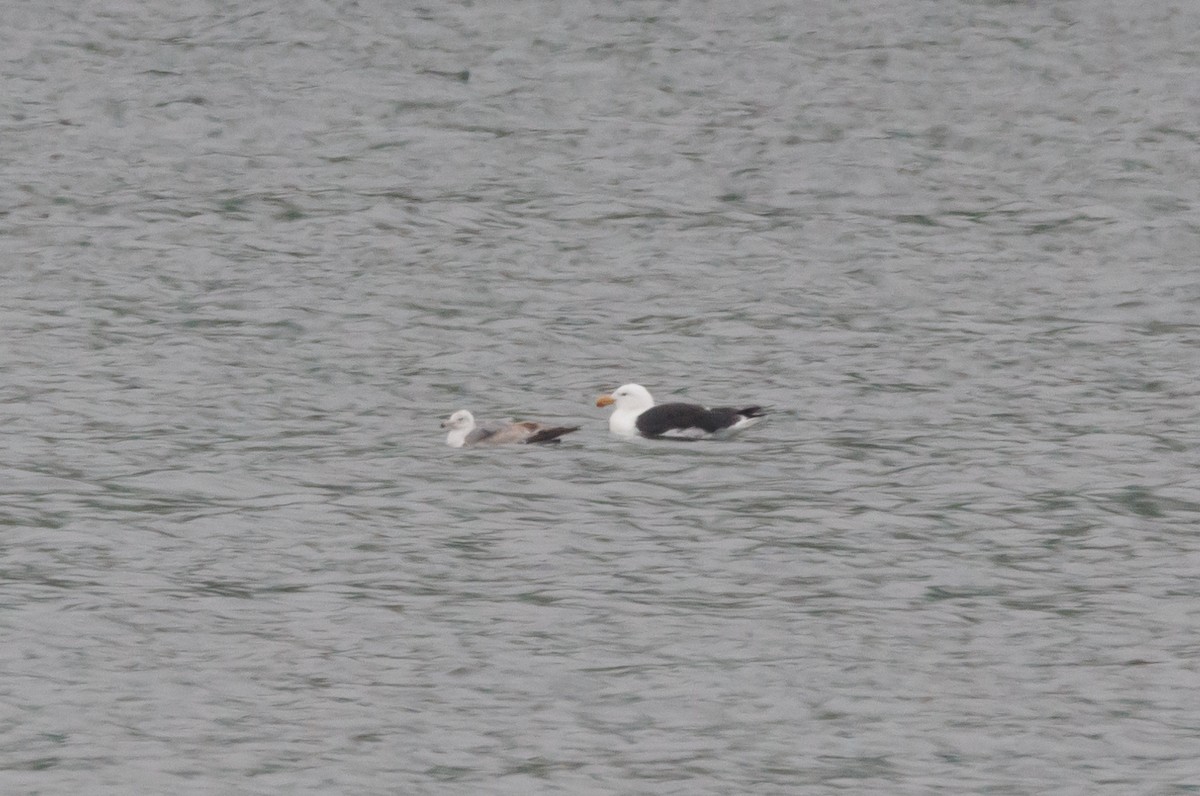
[635,403,763,438]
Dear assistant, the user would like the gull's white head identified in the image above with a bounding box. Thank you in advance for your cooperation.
[596,384,654,411]
[441,410,476,447]
[595,383,655,436]
[441,409,475,430]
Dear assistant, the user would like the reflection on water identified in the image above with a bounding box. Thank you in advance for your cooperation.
[2,0,1199,792]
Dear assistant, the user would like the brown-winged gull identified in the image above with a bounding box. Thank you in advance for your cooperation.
[441,409,580,448]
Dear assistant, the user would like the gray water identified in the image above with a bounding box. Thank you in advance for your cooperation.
[3,1,1200,793]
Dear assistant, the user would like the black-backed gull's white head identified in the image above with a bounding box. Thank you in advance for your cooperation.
[595,383,655,437]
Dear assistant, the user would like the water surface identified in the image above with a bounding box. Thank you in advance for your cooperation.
[2,1,1199,793]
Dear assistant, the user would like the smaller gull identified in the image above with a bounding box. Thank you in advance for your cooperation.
[595,383,766,440]
[441,409,580,448]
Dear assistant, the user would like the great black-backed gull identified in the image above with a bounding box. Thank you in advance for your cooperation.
[595,384,766,440]
[441,410,580,448]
